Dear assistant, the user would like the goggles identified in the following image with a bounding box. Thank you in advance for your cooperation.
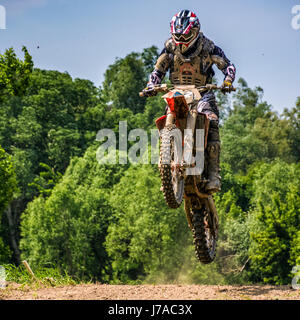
[173,29,195,43]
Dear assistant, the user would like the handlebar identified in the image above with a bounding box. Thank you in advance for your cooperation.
[139,84,169,97]
[139,83,236,97]
[198,84,236,92]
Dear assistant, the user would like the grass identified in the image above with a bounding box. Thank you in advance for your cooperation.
[1,263,80,288]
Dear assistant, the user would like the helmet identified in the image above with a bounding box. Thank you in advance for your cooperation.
[170,10,200,54]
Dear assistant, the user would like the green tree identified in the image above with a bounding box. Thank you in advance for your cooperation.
[0,146,17,214]
[0,47,33,263]
[211,162,253,282]
[0,46,33,100]
[221,78,295,173]
[19,145,128,280]
[141,46,160,75]
[0,68,103,263]
[101,47,159,113]
[29,163,62,198]
[0,58,163,264]
[0,146,18,263]
[105,164,189,283]
[248,161,300,284]
[282,97,300,162]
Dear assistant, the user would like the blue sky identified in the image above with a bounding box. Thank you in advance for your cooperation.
[0,0,299,113]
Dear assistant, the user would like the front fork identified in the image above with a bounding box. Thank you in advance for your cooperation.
[184,109,197,165]
[165,111,176,127]
[165,107,199,170]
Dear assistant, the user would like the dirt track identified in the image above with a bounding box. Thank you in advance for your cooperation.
[1,283,300,300]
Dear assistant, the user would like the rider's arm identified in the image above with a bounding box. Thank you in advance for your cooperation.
[147,48,171,86]
[211,46,236,83]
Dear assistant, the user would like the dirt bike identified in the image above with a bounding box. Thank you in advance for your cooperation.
[140,83,236,264]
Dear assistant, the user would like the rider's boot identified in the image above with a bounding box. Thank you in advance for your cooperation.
[206,121,221,193]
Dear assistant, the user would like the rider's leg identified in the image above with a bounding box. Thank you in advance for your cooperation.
[197,92,221,193]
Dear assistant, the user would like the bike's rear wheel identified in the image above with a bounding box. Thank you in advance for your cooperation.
[190,198,218,264]
[159,127,184,209]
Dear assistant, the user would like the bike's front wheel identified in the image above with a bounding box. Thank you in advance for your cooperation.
[159,126,184,209]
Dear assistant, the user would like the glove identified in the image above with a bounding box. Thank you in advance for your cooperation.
[221,78,233,94]
[142,83,157,97]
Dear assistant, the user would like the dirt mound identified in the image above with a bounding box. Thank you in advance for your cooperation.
[1,283,299,300]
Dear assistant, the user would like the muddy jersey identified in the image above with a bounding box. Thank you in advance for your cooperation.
[148,32,236,87]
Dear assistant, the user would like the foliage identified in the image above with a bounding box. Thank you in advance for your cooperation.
[101,46,159,113]
[19,145,128,281]
[105,164,189,283]
[0,146,17,214]
[0,45,299,286]
[282,98,300,162]
[0,46,33,100]
[28,163,62,198]
[247,161,300,284]
[220,79,296,173]
[0,146,17,263]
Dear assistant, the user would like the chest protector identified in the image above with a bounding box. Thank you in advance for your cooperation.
[171,55,209,86]
[155,34,215,87]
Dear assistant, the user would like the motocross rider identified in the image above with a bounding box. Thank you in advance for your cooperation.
[142,9,236,193]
